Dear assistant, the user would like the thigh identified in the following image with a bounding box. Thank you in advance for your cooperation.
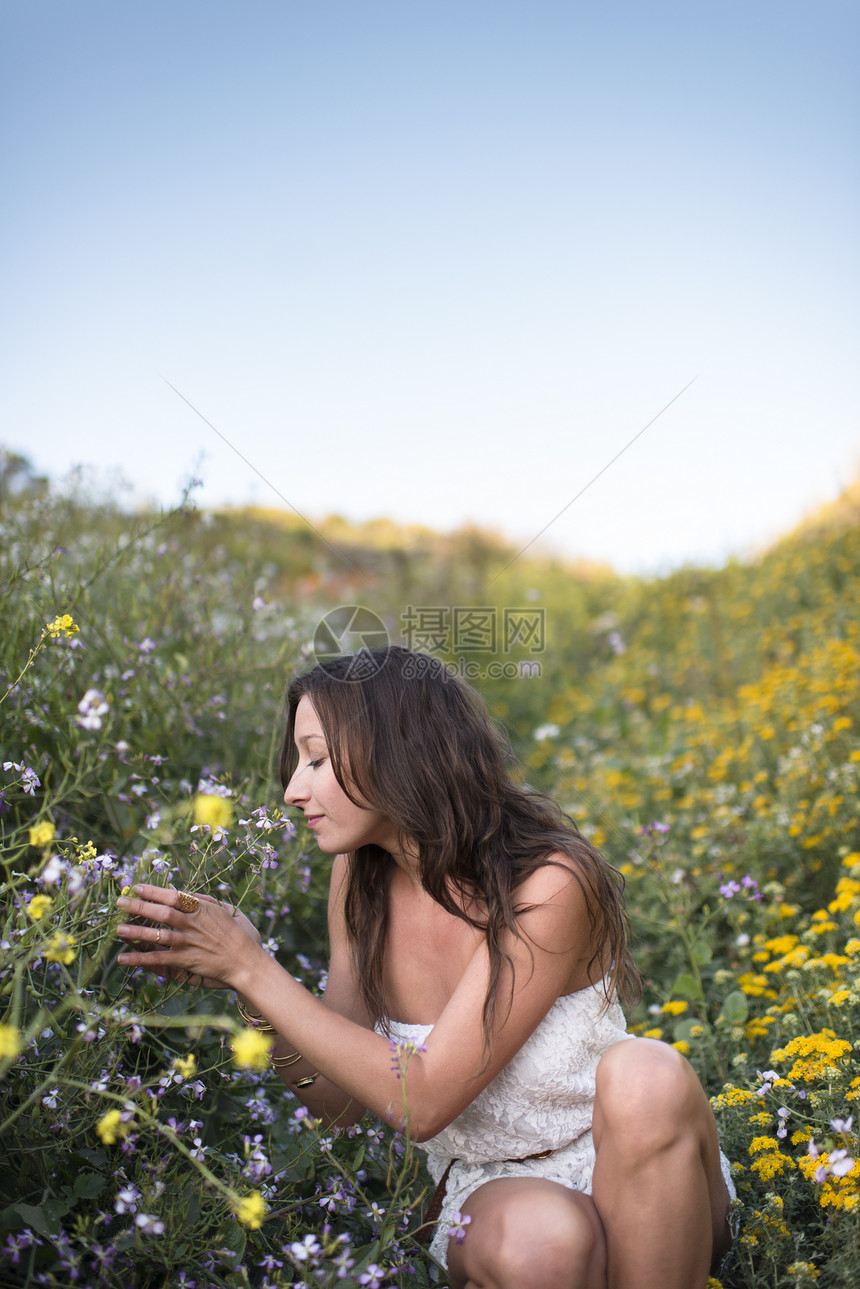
[446,1176,607,1289]
[593,1038,733,1272]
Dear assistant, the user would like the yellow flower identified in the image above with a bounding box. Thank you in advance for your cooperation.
[230,1028,272,1070]
[45,933,76,965]
[660,1001,688,1016]
[749,1149,795,1181]
[770,1030,852,1082]
[642,1027,663,1040]
[28,821,55,848]
[172,1054,197,1079]
[26,894,53,920]
[192,793,234,830]
[45,613,79,639]
[0,1024,23,1060]
[749,1136,780,1154]
[672,1040,690,1054]
[234,1190,267,1229]
[95,1109,131,1145]
[827,988,852,1007]
[710,1085,761,1111]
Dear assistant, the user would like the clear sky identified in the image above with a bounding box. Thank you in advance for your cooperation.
[2,0,858,573]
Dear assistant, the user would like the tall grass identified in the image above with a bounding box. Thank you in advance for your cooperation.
[2,472,860,1286]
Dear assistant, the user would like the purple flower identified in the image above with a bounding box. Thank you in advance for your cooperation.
[448,1211,472,1244]
[359,1265,386,1288]
[21,767,41,795]
[719,879,741,898]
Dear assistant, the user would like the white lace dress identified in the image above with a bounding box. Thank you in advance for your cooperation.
[385,986,736,1269]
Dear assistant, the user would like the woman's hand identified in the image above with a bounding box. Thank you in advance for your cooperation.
[115,884,266,991]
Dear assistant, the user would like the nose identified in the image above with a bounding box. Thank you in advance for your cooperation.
[284,765,309,807]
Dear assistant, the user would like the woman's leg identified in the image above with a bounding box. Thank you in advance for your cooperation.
[591,1038,732,1289]
[446,1176,607,1289]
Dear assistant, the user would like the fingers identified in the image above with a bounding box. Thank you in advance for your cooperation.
[115,921,174,948]
[116,890,187,927]
[117,885,224,922]
[116,946,176,970]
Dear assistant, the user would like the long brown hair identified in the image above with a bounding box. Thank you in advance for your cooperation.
[280,647,640,1047]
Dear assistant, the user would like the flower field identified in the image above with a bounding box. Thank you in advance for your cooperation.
[2,465,860,1286]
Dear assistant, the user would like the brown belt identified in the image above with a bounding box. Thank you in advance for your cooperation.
[419,1147,555,1244]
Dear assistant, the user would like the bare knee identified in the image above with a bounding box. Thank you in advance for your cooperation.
[594,1038,703,1156]
[497,1201,600,1285]
[451,1183,606,1289]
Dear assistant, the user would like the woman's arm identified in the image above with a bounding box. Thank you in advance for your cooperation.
[265,855,374,1126]
[116,854,596,1141]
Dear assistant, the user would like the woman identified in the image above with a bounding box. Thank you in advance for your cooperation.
[116,647,734,1288]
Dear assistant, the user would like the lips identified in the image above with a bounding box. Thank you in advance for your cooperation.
[305,815,323,829]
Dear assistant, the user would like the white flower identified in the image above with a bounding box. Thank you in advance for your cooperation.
[40,854,65,886]
[533,723,560,741]
[115,1186,140,1214]
[830,1149,855,1178]
[134,1213,165,1234]
[290,1234,321,1262]
[76,688,109,731]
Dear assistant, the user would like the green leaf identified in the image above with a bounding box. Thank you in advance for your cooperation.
[690,939,712,966]
[719,991,749,1025]
[15,1199,69,1238]
[352,1143,366,1171]
[73,1172,106,1200]
[672,972,704,1001]
[219,1218,247,1257]
[673,1017,701,1043]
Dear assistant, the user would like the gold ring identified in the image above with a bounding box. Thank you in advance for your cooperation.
[177,892,200,914]
[155,929,162,944]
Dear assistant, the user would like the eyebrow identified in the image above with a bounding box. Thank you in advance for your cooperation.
[296,732,326,748]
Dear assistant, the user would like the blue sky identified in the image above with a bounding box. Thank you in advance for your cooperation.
[2,0,858,572]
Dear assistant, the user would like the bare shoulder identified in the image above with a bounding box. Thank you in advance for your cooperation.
[513,851,590,912]
[509,852,600,969]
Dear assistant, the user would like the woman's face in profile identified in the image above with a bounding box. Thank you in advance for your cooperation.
[284,696,400,856]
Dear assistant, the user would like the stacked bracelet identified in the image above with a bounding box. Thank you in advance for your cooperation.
[236,1000,275,1033]
[270,1050,303,1068]
[294,1071,321,1088]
